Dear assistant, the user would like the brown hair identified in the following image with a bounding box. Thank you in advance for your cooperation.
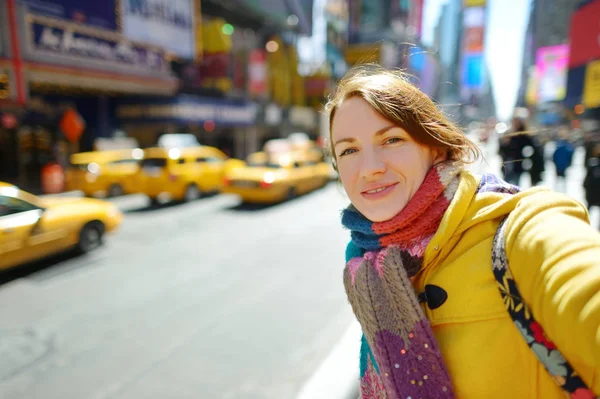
[324,65,481,170]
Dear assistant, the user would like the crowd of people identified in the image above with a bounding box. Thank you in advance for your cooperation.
[498,115,600,230]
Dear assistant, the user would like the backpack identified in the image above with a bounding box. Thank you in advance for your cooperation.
[492,218,597,398]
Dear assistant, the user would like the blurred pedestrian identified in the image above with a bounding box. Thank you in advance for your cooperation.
[498,114,540,186]
[584,129,599,164]
[325,66,600,399]
[584,143,600,230]
[552,127,575,193]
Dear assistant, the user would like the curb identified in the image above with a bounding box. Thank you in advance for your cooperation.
[295,320,361,399]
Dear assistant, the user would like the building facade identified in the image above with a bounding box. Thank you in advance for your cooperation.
[0,0,316,193]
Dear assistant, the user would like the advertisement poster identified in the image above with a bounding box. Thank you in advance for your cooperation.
[18,0,116,30]
[120,0,195,59]
[536,44,570,103]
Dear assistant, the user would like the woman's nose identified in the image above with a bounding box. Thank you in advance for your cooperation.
[360,149,386,178]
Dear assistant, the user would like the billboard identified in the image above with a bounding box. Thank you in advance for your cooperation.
[18,0,117,30]
[535,44,569,103]
[568,0,600,69]
[460,6,486,97]
[120,0,195,59]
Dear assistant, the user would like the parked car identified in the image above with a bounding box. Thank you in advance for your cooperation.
[222,150,330,204]
[138,146,244,204]
[0,182,123,271]
[65,148,144,197]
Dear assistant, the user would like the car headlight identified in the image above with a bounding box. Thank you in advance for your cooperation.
[107,205,121,218]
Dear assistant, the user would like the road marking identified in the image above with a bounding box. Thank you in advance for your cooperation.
[295,319,362,399]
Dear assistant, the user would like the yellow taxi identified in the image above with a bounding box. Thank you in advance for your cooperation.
[221,149,330,204]
[65,148,144,197]
[0,182,123,271]
[138,146,243,204]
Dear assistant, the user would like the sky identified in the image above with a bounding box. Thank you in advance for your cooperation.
[422,0,532,121]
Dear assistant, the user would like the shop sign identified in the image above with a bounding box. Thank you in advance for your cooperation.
[29,18,168,73]
[116,97,258,126]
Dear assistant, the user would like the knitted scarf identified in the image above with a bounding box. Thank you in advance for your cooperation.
[341,162,462,399]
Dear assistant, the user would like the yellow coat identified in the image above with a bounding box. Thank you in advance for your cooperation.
[411,171,600,398]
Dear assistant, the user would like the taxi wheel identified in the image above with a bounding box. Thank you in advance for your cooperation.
[77,221,105,253]
[184,184,201,202]
[108,184,124,198]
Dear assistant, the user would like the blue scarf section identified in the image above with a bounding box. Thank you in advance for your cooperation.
[341,206,382,251]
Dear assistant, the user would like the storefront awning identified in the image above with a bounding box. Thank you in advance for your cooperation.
[25,62,178,96]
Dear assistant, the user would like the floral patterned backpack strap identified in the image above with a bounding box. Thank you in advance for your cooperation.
[492,217,598,399]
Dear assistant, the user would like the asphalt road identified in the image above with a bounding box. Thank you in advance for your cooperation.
[0,185,357,399]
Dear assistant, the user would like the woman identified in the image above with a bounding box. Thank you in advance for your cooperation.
[325,67,600,399]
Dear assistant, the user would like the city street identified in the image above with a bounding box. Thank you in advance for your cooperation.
[0,186,357,399]
[0,138,597,399]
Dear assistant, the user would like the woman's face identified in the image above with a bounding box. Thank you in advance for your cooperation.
[331,97,440,222]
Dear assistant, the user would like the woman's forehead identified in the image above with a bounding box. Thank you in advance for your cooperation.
[333,98,390,132]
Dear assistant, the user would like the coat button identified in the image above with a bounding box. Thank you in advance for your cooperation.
[433,245,439,251]
[417,285,448,310]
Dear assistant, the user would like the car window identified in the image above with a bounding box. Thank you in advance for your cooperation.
[0,195,39,216]
[141,158,167,168]
[109,159,139,165]
[197,157,222,163]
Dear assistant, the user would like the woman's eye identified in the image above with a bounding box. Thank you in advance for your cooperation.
[339,148,357,157]
[384,137,402,145]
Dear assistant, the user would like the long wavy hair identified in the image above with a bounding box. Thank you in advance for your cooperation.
[324,65,481,170]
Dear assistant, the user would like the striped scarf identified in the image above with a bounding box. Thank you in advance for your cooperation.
[341,162,462,399]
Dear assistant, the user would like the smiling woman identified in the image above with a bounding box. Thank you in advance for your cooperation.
[324,65,600,399]
[326,66,480,222]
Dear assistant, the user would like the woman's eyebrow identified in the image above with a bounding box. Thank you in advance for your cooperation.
[334,125,396,147]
